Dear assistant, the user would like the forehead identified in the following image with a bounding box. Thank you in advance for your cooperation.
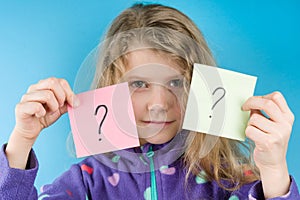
[124,49,183,81]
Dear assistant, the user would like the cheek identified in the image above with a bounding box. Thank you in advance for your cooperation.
[173,96,184,117]
[131,93,147,118]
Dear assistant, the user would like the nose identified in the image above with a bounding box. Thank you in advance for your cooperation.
[147,84,172,113]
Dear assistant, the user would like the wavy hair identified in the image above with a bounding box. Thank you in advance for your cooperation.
[91,3,260,191]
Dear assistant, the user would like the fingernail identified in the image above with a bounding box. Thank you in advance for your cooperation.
[241,105,245,111]
[74,96,80,107]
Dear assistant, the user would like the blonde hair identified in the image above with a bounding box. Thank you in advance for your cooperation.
[92,3,260,191]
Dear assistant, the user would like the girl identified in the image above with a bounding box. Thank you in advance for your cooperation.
[1,3,299,200]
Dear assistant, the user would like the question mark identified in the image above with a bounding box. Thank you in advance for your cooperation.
[209,87,226,118]
[94,104,108,141]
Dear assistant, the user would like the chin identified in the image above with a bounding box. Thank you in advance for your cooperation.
[139,134,175,145]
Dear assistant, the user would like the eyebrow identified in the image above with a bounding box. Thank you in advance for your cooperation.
[123,74,184,81]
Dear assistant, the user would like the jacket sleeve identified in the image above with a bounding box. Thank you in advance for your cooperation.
[38,163,88,199]
[0,144,88,200]
[228,176,300,199]
[0,144,38,200]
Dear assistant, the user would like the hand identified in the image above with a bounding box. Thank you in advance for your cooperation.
[242,91,294,198]
[14,77,79,141]
[6,77,79,169]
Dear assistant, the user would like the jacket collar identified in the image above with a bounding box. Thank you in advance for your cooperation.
[92,129,189,173]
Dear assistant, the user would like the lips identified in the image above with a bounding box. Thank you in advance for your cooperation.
[141,120,175,125]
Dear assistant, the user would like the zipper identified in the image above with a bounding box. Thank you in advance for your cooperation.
[146,146,158,200]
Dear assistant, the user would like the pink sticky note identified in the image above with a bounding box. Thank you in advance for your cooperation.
[68,82,140,158]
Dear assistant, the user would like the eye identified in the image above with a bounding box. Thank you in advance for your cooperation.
[130,80,148,88]
[168,79,184,88]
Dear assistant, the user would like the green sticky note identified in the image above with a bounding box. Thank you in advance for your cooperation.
[182,63,257,141]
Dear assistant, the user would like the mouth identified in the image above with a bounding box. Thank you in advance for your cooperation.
[141,120,175,125]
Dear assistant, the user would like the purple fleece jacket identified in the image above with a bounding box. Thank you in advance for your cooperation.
[0,131,299,200]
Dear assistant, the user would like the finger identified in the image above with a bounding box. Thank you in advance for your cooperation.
[263,91,290,114]
[28,78,79,107]
[245,125,269,146]
[27,78,67,107]
[59,104,68,114]
[16,102,46,118]
[262,91,294,124]
[242,96,283,122]
[20,90,59,112]
[58,78,80,107]
[248,111,278,134]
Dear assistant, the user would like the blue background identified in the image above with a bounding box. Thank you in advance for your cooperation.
[0,0,299,192]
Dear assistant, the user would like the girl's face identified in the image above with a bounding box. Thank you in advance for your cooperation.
[123,49,184,145]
